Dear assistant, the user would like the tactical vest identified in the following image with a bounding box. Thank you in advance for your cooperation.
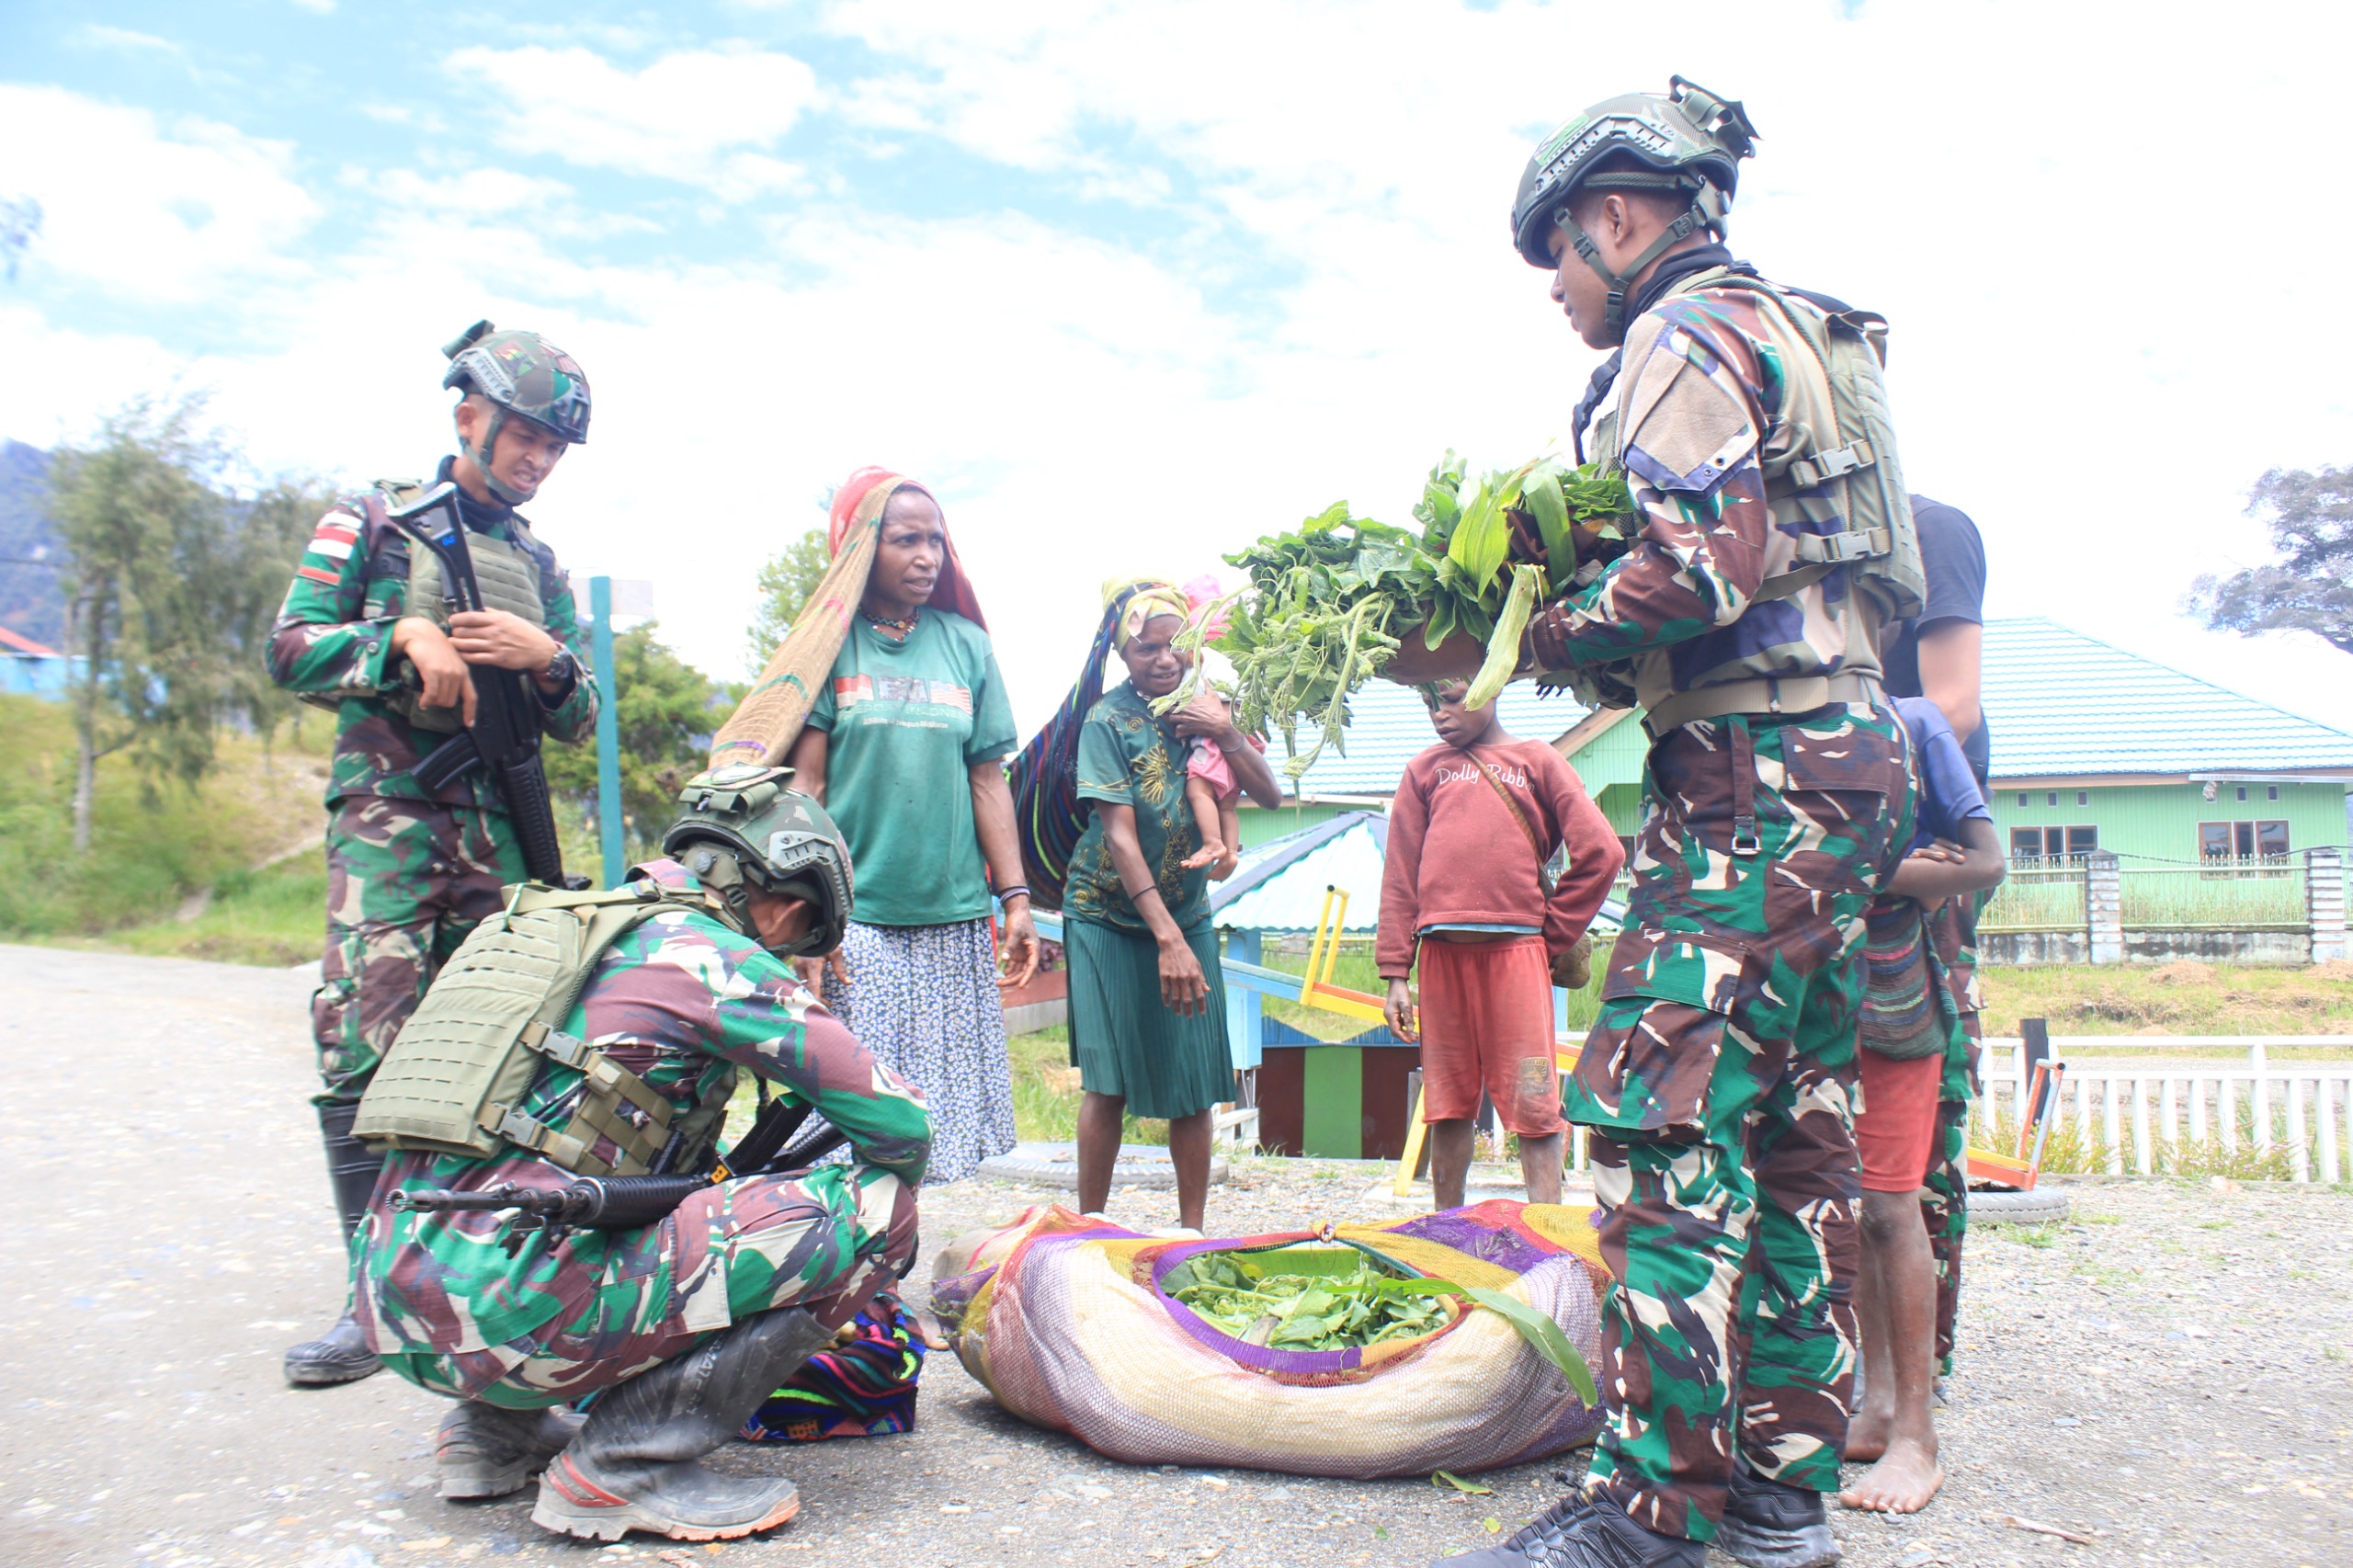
[352,882,735,1176]
[367,479,552,733]
[1590,268,1926,726]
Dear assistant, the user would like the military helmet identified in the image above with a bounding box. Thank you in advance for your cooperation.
[1510,76,1759,269]
[662,765,854,960]
[440,320,590,505]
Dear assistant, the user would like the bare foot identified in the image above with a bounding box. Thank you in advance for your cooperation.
[1844,1403,1893,1464]
[1179,844,1222,870]
[1839,1435,1943,1513]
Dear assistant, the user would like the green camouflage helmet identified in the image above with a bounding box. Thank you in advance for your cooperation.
[661,765,854,960]
[1511,76,1760,333]
[441,320,591,503]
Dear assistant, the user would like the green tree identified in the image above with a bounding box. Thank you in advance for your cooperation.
[51,399,232,850]
[543,619,721,859]
[744,527,831,676]
[2188,465,2353,656]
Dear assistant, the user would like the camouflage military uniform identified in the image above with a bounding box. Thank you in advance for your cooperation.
[1535,269,1917,1544]
[355,862,931,1407]
[266,458,599,1105]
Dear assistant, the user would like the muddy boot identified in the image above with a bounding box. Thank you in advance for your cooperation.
[1713,1460,1840,1568]
[283,1102,387,1388]
[438,1403,588,1499]
[532,1307,833,1542]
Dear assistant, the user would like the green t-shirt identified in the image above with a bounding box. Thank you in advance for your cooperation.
[808,610,1017,926]
[1063,682,1211,934]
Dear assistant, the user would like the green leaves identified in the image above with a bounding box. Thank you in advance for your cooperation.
[1454,1284,1598,1405]
[1463,563,1540,710]
[1431,1471,1494,1495]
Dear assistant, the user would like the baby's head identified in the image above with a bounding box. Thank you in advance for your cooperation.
[1421,680,1498,751]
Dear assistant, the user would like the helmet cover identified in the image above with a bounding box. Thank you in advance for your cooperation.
[662,765,855,959]
[440,319,592,445]
[1510,76,1759,268]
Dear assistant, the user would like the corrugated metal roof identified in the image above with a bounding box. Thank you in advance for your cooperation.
[1211,812,1389,930]
[1982,618,2353,778]
[1275,682,1592,797]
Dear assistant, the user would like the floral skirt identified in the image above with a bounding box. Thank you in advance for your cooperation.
[827,917,1016,1186]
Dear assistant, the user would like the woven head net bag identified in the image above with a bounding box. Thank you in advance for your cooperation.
[929,1199,1608,1479]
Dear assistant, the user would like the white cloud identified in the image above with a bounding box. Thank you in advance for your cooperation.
[444,43,822,196]
[353,165,573,218]
[71,24,182,54]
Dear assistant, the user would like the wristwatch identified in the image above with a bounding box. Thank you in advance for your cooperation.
[542,646,580,686]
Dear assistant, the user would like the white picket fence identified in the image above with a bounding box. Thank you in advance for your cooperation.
[1979,1036,2353,1185]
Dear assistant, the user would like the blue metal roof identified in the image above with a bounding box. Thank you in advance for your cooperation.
[1274,682,1593,797]
[1211,810,1388,931]
[1981,618,2353,778]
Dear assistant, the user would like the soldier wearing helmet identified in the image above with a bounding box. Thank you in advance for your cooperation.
[1400,81,1924,1568]
[347,767,929,1544]
[266,322,604,1388]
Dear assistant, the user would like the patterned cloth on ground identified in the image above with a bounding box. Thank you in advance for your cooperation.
[929,1201,1608,1479]
[826,916,1015,1186]
[741,1295,926,1442]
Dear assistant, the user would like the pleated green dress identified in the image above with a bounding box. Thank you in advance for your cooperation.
[1062,683,1233,1120]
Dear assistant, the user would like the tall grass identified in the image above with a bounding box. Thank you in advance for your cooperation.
[1970,1095,2322,1182]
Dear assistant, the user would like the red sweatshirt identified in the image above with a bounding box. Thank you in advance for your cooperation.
[1376,736,1624,979]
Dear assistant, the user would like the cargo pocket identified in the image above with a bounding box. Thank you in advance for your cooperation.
[1565,926,1750,1143]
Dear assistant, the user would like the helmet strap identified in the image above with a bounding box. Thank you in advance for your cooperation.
[1558,198,1714,338]
[461,404,533,506]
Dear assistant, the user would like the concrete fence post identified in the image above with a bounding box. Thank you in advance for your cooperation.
[2308,846,2347,964]
[2086,851,2123,964]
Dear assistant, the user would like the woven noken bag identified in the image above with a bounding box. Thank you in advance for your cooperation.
[929,1200,1608,1479]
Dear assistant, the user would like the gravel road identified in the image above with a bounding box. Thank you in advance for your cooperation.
[5,945,2348,1568]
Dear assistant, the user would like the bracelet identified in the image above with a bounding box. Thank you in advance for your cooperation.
[997,885,1031,904]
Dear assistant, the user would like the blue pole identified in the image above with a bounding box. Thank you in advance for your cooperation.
[590,576,624,888]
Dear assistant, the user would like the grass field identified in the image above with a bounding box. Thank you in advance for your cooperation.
[0,695,328,944]
[1979,960,2353,1037]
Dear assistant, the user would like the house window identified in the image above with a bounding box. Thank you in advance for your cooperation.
[2236,785,2249,802]
[2017,791,2029,807]
[2047,791,2059,807]
[2076,790,2088,807]
[2268,784,2279,801]
[2201,821,2292,860]
[2013,826,2098,862]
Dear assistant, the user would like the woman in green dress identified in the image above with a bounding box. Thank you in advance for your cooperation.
[1052,581,1282,1232]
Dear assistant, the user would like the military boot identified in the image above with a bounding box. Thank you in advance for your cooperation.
[438,1403,588,1499]
[1712,1461,1840,1568]
[283,1101,386,1387]
[1430,1490,1704,1568]
[531,1307,833,1542]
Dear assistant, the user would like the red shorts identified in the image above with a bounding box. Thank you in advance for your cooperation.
[1415,936,1563,1138]
[1855,1047,1943,1193]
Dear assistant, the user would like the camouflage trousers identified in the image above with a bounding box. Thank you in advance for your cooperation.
[1919,889,1985,1376]
[1564,704,1913,1542]
[312,795,523,1105]
[375,1169,920,1411]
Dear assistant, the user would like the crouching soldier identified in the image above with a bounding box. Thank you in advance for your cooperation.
[346,767,929,1543]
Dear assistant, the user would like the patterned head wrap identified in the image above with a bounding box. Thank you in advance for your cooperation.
[828,467,989,630]
[1106,576,1188,650]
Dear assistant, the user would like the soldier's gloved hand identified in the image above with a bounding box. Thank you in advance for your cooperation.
[391,616,478,727]
[448,608,560,676]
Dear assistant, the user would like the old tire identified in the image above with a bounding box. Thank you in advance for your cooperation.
[1966,1186,2071,1224]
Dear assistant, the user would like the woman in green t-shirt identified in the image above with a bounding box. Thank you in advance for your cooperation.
[785,471,1038,1184]
[1027,580,1282,1233]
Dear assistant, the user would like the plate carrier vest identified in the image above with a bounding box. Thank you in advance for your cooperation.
[352,881,732,1176]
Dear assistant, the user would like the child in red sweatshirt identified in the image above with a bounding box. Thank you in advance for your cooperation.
[1378,681,1623,1209]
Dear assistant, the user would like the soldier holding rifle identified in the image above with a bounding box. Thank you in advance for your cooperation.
[265,322,601,1387]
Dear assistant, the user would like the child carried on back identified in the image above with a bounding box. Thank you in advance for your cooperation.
[1376,681,1623,1210]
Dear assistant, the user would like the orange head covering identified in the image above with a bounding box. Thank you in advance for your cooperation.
[828,466,988,631]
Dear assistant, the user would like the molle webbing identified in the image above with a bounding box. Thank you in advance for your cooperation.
[352,883,699,1176]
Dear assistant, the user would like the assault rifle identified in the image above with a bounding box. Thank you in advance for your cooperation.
[381,482,581,890]
[388,1095,852,1254]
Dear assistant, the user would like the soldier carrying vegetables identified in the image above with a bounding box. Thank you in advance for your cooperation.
[1392,78,1923,1568]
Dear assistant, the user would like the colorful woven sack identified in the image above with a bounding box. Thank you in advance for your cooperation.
[739,1294,926,1443]
[930,1201,1608,1479]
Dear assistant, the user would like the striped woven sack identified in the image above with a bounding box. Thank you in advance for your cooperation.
[739,1294,926,1443]
[929,1201,1608,1479]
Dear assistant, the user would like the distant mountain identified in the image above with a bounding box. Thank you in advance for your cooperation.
[0,441,64,648]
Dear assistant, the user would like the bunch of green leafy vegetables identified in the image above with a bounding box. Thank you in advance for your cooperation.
[1164,1246,1597,1402]
[1202,451,1634,776]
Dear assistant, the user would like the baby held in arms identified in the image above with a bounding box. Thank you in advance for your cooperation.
[1178,691,1252,880]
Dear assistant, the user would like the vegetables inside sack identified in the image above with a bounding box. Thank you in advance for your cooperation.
[1202,451,1635,776]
